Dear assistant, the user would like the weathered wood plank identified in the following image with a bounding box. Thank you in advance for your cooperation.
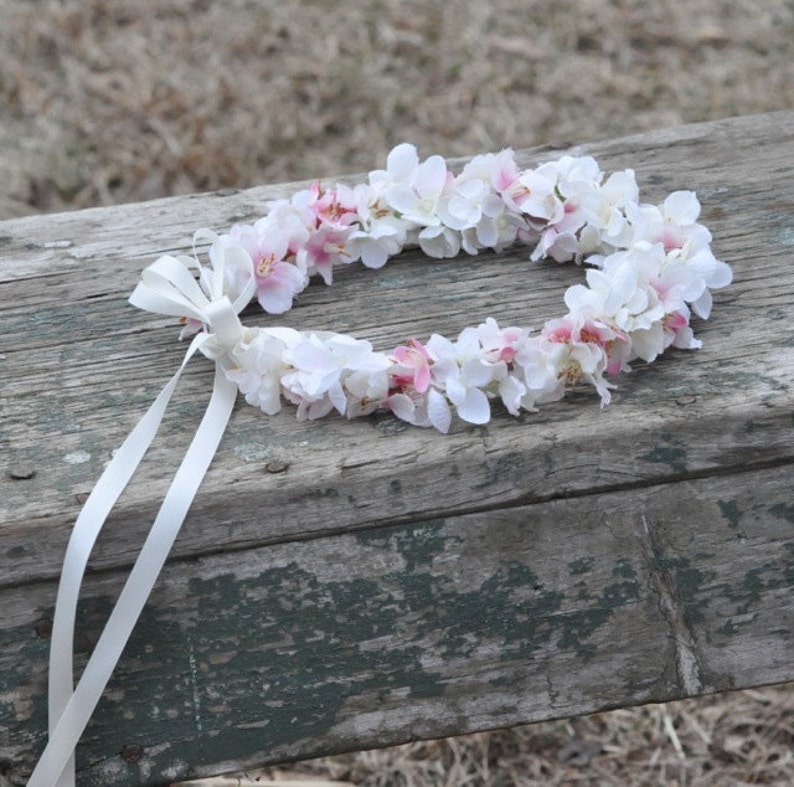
[2,466,791,784]
[2,112,793,586]
[1,111,793,783]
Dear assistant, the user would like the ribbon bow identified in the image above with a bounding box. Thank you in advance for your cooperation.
[30,237,254,786]
[130,232,256,353]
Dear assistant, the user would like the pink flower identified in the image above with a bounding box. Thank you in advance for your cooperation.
[663,307,702,351]
[489,150,522,194]
[225,224,307,314]
[308,182,359,229]
[254,260,308,314]
[476,317,528,364]
[484,150,529,213]
[297,225,353,285]
[391,339,433,393]
[542,314,616,347]
[539,313,627,396]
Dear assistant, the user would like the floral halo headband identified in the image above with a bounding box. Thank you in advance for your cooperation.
[134,143,731,431]
[31,144,732,784]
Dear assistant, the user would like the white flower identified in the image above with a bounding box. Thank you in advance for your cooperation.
[462,197,523,254]
[564,243,728,363]
[530,228,585,263]
[417,224,461,258]
[565,251,665,336]
[495,372,529,415]
[437,177,491,231]
[577,169,639,246]
[256,196,313,250]
[535,155,603,190]
[453,160,524,253]
[224,327,301,415]
[476,317,529,363]
[627,191,697,247]
[457,149,517,189]
[680,247,733,318]
[527,158,634,262]
[386,391,426,428]
[387,388,453,433]
[426,328,494,424]
[473,318,531,415]
[513,337,567,404]
[344,371,390,418]
[344,182,409,269]
[380,143,450,228]
[622,192,732,318]
[282,333,391,419]
[345,221,405,269]
[515,327,613,406]
[514,168,564,225]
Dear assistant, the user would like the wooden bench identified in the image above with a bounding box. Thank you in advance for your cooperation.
[2,111,793,785]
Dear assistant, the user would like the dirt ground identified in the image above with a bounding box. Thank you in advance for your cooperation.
[2,0,793,784]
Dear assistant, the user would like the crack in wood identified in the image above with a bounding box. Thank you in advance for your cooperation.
[637,515,703,696]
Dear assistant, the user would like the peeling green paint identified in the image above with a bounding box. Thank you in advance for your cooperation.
[385,521,451,572]
[31,516,656,779]
[717,500,741,529]
[10,484,788,784]
[574,581,592,601]
[170,545,569,769]
[743,563,787,594]
[612,559,637,580]
[770,502,794,524]
[372,413,409,435]
[179,564,442,774]
[554,577,642,661]
[0,606,60,771]
[716,613,758,636]
[306,487,340,500]
[602,580,641,605]
[569,557,594,575]
[555,606,610,659]
[640,443,688,474]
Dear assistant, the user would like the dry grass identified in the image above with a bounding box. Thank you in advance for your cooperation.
[3,1,793,784]
[2,0,794,217]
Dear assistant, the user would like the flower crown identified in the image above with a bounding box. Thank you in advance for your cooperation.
[131,143,732,431]
[31,144,732,785]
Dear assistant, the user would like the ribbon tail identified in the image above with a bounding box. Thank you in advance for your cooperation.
[31,362,236,786]
[48,334,208,755]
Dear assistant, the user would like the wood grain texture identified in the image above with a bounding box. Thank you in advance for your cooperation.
[1,111,793,784]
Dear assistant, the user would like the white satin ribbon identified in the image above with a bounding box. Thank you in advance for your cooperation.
[129,239,256,322]
[30,247,252,785]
